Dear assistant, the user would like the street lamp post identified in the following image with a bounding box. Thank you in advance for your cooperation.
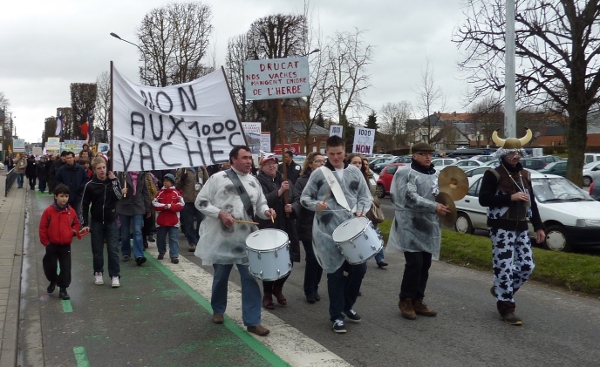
[110,32,148,84]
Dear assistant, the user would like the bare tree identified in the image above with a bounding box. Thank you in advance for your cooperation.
[137,2,213,87]
[415,59,446,145]
[0,92,9,109]
[95,72,111,143]
[226,34,259,122]
[379,101,413,148]
[70,83,97,140]
[468,97,504,147]
[454,0,600,184]
[327,28,372,135]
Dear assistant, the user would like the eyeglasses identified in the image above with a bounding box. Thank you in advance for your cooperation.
[313,159,325,163]
[415,152,434,157]
[262,161,277,166]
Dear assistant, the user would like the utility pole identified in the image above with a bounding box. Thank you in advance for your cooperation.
[505,0,516,138]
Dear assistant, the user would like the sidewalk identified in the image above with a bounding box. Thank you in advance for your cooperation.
[0,171,26,367]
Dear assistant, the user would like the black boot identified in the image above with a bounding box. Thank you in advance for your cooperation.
[59,288,70,300]
[47,281,56,294]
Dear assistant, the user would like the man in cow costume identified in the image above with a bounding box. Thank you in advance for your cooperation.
[479,128,545,325]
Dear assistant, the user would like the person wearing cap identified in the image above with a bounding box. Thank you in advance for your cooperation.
[255,154,302,310]
[152,173,185,264]
[278,150,301,185]
[386,142,451,321]
[479,129,545,326]
[194,145,276,337]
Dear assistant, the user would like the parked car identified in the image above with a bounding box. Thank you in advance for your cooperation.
[431,158,458,171]
[451,159,487,171]
[373,155,411,173]
[589,177,600,201]
[584,153,600,164]
[375,163,407,198]
[470,155,496,163]
[520,158,548,171]
[538,160,568,177]
[369,156,395,171]
[464,166,491,177]
[582,161,600,186]
[454,172,600,251]
[533,155,562,164]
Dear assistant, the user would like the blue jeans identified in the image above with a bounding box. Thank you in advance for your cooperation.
[17,174,24,188]
[211,263,261,327]
[157,226,179,258]
[327,261,367,322]
[119,214,144,259]
[90,220,120,277]
[182,202,204,246]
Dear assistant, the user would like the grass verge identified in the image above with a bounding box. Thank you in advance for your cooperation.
[378,219,600,296]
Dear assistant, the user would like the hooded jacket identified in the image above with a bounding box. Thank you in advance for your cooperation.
[81,175,123,226]
[153,187,185,227]
[39,201,81,246]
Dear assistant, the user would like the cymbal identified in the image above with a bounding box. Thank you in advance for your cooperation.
[438,166,469,201]
[435,192,457,228]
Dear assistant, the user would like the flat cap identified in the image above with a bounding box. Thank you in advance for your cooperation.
[412,142,435,153]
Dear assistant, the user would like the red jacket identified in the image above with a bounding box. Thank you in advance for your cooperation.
[152,187,185,227]
[39,202,82,246]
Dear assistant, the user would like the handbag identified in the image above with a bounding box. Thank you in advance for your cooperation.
[366,195,385,224]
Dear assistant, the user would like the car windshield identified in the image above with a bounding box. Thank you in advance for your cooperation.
[583,161,600,170]
[532,177,593,203]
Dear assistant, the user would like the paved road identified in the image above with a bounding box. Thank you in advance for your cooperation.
[20,190,600,366]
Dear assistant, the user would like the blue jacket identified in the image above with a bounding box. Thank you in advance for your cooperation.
[55,163,89,206]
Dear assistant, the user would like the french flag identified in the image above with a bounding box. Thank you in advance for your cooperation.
[55,114,64,136]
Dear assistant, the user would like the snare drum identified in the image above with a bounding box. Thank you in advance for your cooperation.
[332,216,382,264]
[245,229,291,281]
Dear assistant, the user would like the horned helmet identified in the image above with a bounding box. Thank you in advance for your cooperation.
[492,127,533,158]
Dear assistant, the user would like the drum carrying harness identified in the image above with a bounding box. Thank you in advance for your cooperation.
[225,169,254,219]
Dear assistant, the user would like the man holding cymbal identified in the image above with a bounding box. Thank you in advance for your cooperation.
[386,142,451,320]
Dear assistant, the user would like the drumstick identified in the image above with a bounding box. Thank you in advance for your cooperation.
[234,219,259,225]
[123,179,127,197]
[271,214,275,223]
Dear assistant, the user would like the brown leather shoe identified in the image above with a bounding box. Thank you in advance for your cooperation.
[211,313,224,324]
[247,324,270,336]
[399,299,417,320]
[262,293,275,310]
[412,299,437,317]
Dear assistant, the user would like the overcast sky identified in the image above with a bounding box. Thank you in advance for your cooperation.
[0,0,467,143]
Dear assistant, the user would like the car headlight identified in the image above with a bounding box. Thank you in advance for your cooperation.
[575,219,600,227]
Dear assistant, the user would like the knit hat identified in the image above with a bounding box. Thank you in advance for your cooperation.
[163,173,176,184]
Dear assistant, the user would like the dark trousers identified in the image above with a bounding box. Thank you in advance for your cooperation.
[263,272,290,293]
[38,179,47,192]
[181,202,204,246]
[42,244,72,288]
[400,251,432,300]
[28,175,37,189]
[142,210,156,238]
[327,261,367,322]
[91,220,120,277]
[301,239,323,296]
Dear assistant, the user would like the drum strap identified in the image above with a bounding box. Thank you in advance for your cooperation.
[225,169,254,219]
[321,167,352,212]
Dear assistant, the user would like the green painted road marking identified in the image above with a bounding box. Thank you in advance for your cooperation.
[145,255,290,367]
[62,299,73,313]
[73,346,91,367]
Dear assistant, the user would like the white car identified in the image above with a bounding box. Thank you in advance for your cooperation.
[454,172,600,252]
[582,161,600,186]
[451,159,487,171]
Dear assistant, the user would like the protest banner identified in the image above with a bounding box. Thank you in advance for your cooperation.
[352,127,375,154]
[244,57,310,101]
[260,133,271,153]
[242,122,261,154]
[273,143,300,155]
[329,125,343,138]
[111,64,245,172]
[46,137,60,152]
[13,139,25,153]
[61,140,87,154]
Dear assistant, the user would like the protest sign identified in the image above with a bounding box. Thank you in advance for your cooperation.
[244,56,310,100]
[13,139,25,153]
[260,133,271,153]
[352,127,375,154]
[329,125,343,138]
[242,122,261,154]
[112,65,245,172]
[46,137,60,152]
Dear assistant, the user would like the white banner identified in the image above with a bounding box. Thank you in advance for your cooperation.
[13,139,25,153]
[260,133,271,153]
[329,125,343,138]
[46,137,60,151]
[352,127,375,154]
[242,122,261,154]
[112,66,245,172]
[244,56,310,100]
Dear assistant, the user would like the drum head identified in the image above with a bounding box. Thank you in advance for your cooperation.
[332,216,370,242]
[246,229,289,251]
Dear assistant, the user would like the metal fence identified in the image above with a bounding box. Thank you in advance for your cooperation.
[5,168,16,197]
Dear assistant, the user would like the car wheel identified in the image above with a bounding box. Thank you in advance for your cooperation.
[543,225,572,252]
[583,176,592,186]
[454,212,474,234]
[376,184,385,198]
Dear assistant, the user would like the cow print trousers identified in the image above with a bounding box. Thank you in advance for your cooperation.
[489,227,535,304]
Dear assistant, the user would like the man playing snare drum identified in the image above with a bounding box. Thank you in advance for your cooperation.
[300,136,372,334]
[194,146,276,337]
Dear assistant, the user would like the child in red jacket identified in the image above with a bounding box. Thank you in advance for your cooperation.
[39,184,89,300]
[152,174,185,263]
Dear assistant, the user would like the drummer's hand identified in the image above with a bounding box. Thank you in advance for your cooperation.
[436,203,451,216]
[316,201,328,213]
[218,211,234,227]
[284,204,293,213]
[355,212,364,217]
[278,181,289,196]
[122,187,128,196]
[265,208,276,219]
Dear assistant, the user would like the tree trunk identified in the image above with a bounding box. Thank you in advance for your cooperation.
[565,110,587,186]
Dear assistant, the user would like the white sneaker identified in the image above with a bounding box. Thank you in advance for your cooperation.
[111,276,120,288]
[94,272,104,285]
